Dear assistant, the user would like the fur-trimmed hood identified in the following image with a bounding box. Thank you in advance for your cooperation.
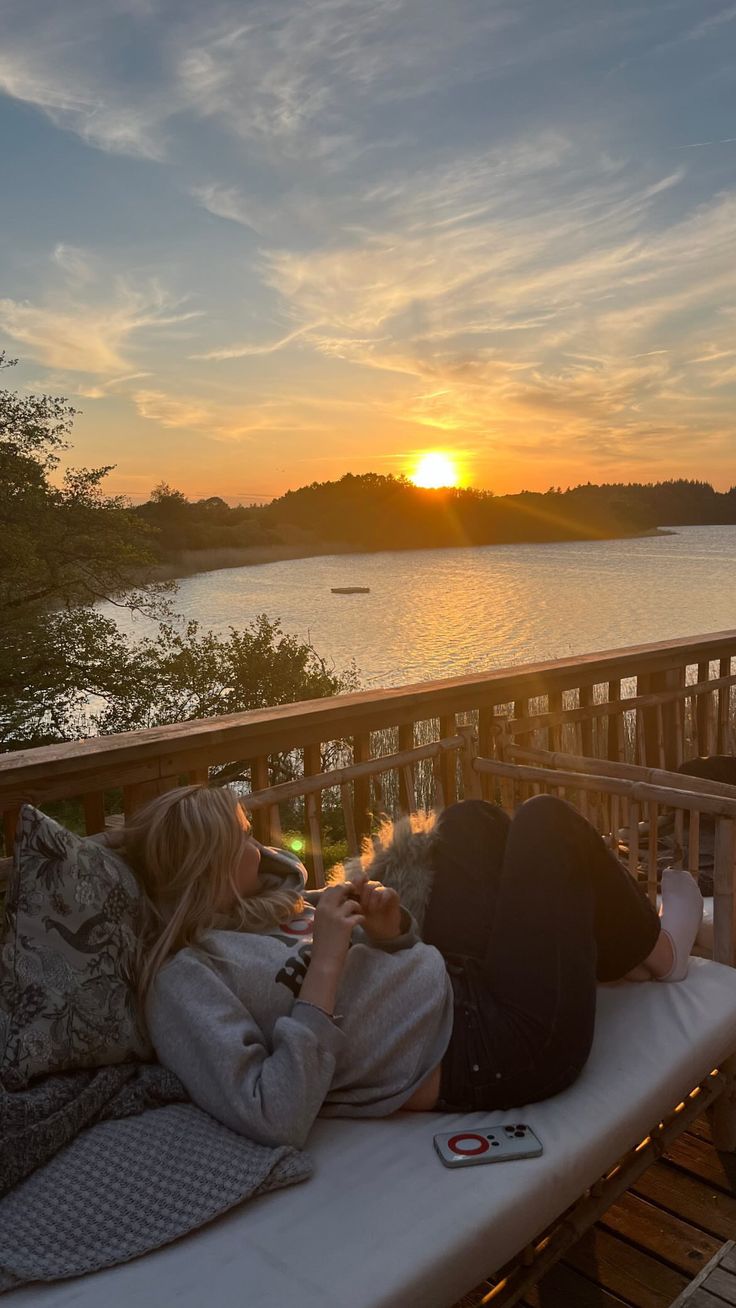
[333,810,439,934]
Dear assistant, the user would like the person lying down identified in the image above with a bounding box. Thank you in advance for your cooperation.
[119,786,704,1149]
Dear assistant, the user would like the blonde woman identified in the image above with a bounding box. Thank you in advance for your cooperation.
[127,787,703,1149]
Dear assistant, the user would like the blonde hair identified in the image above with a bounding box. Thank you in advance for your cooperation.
[124,784,304,1003]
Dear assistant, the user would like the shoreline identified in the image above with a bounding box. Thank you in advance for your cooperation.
[146,527,674,584]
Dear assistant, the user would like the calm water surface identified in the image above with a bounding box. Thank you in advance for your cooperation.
[105,526,736,688]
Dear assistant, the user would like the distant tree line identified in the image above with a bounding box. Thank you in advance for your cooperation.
[134,484,282,552]
[134,473,736,558]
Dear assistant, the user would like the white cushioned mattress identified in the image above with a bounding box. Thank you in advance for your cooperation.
[10,957,736,1308]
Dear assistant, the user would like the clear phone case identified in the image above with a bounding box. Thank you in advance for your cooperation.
[433,1123,543,1167]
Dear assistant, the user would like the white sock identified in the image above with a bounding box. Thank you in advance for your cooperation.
[657,868,704,982]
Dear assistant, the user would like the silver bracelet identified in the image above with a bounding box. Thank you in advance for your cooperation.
[294,998,343,1024]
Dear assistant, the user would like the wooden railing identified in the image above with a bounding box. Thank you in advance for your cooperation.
[242,735,736,965]
[2,630,735,873]
[473,753,736,962]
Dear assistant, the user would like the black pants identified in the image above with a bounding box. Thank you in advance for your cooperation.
[423,796,662,1112]
[677,755,736,786]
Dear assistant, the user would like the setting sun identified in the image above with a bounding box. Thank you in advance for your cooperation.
[410,452,459,489]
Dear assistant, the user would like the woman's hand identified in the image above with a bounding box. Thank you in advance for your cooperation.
[350,874,402,942]
[299,885,364,1017]
[310,884,364,973]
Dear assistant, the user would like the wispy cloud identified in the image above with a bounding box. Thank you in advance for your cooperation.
[0,0,520,164]
[173,0,521,163]
[0,249,200,373]
[75,371,153,399]
[192,322,319,361]
[676,138,736,149]
[679,4,736,43]
[0,36,168,159]
[133,387,331,441]
[193,184,267,233]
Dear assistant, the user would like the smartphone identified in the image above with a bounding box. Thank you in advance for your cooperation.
[433,1123,543,1168]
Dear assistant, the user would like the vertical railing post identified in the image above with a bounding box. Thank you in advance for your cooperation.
[303,743,324,886]
[439,713,458,806]
[696,661,711,755]
[306,791,326,888]
[661,666,686,770]
[82,792,106,836]
[547,690,563,754]
[249,757,271,845]
[352,733,372,843]
[398,723,415,813]
[431,754,445,810]
[478,705,495,803]
[458,725,481,800]
[607,680,623,762]
[637,672,676,768]
[340,784,360,857]
[607,681,625,838]
[579,685,594,757]
[718,657,732,755]
[514,698,531,801]
[495,716,515,814]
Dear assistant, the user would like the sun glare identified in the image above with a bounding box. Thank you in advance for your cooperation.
[410,452,459,489]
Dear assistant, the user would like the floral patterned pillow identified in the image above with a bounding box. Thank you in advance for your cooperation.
[0,805,152,1089]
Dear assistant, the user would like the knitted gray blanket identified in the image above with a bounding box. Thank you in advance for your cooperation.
[0,1063,312,1294]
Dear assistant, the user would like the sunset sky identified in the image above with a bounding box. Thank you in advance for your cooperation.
[1,0,735,502]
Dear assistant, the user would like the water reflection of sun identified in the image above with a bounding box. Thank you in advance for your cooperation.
[410,452,459,488]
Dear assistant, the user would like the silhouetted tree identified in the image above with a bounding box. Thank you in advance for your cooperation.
[0,357,353,751]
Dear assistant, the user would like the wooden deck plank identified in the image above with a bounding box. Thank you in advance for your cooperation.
[687,1117,712,1144]
[563,1226,689,1308]
[703,1266,736,1304]
[687,1291,735,1308]
[632,1159,736,1240]
[598,1190,722,1275]
[665,1132,736,1193]
[522,1262,630,1307]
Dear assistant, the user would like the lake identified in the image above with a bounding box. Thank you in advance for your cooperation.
[103,525,736,689]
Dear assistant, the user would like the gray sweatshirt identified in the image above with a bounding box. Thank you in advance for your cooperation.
[145,857,453,1149]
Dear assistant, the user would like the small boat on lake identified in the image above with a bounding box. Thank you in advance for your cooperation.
[331,586,370,594]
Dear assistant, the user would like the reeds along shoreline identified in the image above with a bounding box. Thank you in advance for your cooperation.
[145,527,669,584]
[145,541,357,581]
